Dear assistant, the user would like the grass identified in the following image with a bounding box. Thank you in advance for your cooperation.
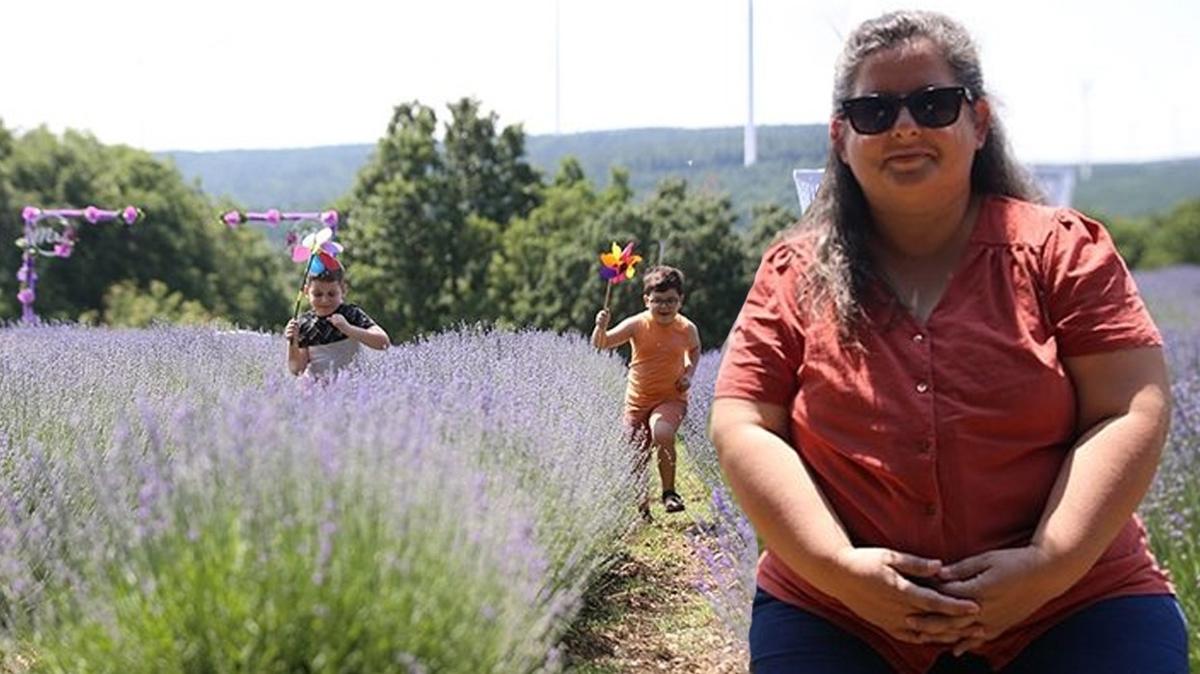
[562,442,747,674]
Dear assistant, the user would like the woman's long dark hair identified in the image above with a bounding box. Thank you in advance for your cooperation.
[797,10,1042,341]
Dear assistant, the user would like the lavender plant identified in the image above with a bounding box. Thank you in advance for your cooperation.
[0,324,276,451]
[0,325,643,673]
[1135,265,1200,332]
[678,351,757,645]
[1137,267,1200,670]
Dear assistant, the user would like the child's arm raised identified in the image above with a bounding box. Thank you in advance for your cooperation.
[284,319,310,376]
[592,309,638,350]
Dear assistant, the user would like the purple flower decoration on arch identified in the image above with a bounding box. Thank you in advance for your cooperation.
[84,206,102,224]
[221,210,244,229]
[320,210,339,228]
[265,209,282,225]
[22,206,41,224]
[122,206,141,225]
[16,288,34,304]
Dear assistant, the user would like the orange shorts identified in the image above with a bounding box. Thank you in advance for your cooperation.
[623,400,687,437]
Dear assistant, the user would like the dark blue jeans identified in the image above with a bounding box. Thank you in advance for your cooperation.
[750,588,1190,673]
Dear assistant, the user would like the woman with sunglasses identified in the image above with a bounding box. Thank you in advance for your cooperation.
[710,10,1186,674]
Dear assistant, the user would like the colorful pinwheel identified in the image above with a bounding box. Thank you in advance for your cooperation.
[290,226,344,331]
[598,241,642,310]
[598,241,643,285]
[292,227,343,275]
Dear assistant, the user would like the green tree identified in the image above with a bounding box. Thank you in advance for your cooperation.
[1,127,289,327]
[1107,215,1152,269]
[493,168,754,349]
[1140,199,1200,268]
[491,159,642,333]
[341,99,542,341]
[0,119,14,318]
[80,279,222,327]
[636,178,751,349]
[744,202,798,275]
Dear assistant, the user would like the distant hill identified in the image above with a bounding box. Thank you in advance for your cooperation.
[162,125,1200,221]
[164,145,371,212]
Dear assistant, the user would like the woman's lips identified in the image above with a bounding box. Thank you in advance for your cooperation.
[885,149,934,164]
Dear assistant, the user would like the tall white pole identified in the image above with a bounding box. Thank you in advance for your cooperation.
[744,0,757,166]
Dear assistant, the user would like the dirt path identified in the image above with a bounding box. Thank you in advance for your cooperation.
[563,452,750,673]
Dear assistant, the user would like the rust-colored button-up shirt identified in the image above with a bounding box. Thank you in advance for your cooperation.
[715,195,1172,674]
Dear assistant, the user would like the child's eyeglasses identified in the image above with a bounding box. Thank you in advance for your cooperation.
[839,85,973,135]
[647,298,680,307]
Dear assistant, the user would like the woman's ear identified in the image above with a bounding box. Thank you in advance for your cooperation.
[971,97,991,150]
[829,114,848,163]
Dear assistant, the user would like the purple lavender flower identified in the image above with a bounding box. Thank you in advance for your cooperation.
[0,325,644,671]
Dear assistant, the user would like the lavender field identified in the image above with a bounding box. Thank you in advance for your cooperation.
[0,266,1195,672]
[0,327,645,673]
[681,265,1200,670]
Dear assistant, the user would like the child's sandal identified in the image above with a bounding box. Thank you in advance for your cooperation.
[662,490,685,513]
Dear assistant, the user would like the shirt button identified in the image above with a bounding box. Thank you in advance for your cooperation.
[924,504,937,516]
[913,333,925,344]
[918,439,933,454]
[916,381,929,393]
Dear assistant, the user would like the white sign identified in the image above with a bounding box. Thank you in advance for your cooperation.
[792,169,824,214]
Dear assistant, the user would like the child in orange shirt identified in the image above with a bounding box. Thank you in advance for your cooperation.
[592,266,702,518]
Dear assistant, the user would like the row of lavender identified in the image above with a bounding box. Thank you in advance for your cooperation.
[1140,268,1200,672]
[0,326,643,673]
[680,265,1200,667]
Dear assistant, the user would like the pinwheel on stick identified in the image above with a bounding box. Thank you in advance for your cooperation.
[290,226,344,330]
[598,241,643,311]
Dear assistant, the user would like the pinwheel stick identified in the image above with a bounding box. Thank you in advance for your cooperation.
[603,282,613,312]
[285,226,342,343]
[291,250,318,343]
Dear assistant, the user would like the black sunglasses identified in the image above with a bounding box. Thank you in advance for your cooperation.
[839,85,974,135]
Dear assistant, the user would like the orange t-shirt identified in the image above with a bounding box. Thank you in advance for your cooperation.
[625,311,696,412]
[714,195,1172,674]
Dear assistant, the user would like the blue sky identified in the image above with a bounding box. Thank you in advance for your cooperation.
[3,0,1197,163]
